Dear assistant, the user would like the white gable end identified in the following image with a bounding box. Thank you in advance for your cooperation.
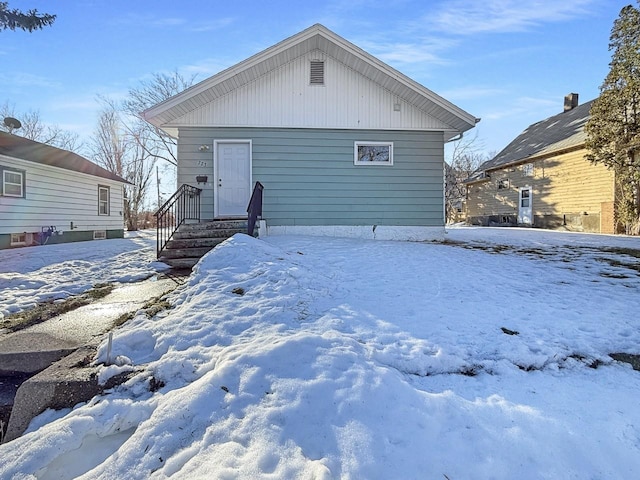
[167,51,453,131]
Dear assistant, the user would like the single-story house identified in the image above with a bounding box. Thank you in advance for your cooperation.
[143,24,478,242]
[464,94,616,234]
[0,132,128,249]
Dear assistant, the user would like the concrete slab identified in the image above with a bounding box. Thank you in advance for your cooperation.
[0,332,77,375]
[3,345,135,444]
[0,274,182,443]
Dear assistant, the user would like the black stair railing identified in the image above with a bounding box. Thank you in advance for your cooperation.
[247,181,264,236]
[155,184,202,258]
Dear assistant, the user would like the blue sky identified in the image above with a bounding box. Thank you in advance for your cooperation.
[1,0,633,162]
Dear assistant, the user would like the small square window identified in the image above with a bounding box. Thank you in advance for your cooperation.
[98,186,110,215]
[354,142,393,166]
[3,169,25,197]
[10,233,27,246]
[497,179,510,190]
[522,163,534,177]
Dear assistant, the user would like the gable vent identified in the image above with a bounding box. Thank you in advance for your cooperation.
[310,60,325,85]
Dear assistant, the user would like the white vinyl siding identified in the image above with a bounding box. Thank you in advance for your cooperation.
[168,51,454,132]
[0,154,125,235]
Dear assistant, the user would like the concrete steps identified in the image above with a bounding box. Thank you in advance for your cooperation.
[159,220,254,269]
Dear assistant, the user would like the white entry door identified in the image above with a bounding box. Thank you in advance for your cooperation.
[518,187,533,225]
[215,141,251,217]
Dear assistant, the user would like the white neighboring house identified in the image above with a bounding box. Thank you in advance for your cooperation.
[0,132,129,249]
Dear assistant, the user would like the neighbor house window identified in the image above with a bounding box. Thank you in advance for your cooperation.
[10,233,27,246]
[522,163,534,177]
[98,185,110,215]
[354,142,393,166]
[497,178,510,190]
[2,168,25,197]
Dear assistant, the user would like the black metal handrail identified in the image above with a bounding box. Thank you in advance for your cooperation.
[247,181,264,236]
[155,184,202,258]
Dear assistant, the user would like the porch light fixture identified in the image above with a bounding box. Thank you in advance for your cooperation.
[199,145,210,151]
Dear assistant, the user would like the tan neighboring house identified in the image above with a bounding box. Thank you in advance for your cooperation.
[465,94,616,234]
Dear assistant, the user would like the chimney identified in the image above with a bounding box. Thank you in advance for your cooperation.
[564,93,579,112]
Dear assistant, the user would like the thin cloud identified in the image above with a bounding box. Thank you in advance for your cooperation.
[112,14,186,28]
[483,96,558,120]
[439,86,507,101]
[357,36,459,66]
[188,17,235,33]
[0,72,60,89]
[429,0,596,35]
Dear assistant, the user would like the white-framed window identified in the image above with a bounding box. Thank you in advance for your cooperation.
[522,163,534,177]
[2,168,25,197]
[497,178,510,190]
[98,185,110,215]
[93,230,107,240]
[10,233,27,246]
[354,142,393,166]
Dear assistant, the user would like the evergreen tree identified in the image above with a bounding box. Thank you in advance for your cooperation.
[585,2,640,234]
[0,1,55,32]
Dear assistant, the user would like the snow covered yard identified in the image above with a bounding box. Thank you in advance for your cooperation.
[1,227,640,479]
[0,230,169,321]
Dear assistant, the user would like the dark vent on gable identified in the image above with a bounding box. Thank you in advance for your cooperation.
[310,61,324,85]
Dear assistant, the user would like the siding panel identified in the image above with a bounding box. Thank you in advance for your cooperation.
[170,52,453,132]
[178,127,444,226]
[465,148,615,232]
[0,156,125,235]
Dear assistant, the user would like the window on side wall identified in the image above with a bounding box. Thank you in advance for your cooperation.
[354,142,393,166]
[10,233,27,246]
[2,168,25,197]
[522,163,534,177]
[98,185,110,215]
[497,178,510,190]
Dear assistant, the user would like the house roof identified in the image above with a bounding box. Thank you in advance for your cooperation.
[0,132,129,184]
[466,99,594,183]
[143,24,478,137]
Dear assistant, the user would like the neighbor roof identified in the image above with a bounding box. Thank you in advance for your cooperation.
[466,99,594,183]
[0,132,129,184]
[143,23,478,137]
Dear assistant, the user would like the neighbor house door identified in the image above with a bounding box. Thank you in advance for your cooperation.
[518,187,533,225]
[214,140,252,218]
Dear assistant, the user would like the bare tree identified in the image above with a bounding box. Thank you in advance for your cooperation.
[90,104,157,231]
[0,101,82,152]
[121,70,197,167]
[445,133,486,223]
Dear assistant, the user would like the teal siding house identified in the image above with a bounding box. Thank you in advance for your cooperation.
[144,24,478,242]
